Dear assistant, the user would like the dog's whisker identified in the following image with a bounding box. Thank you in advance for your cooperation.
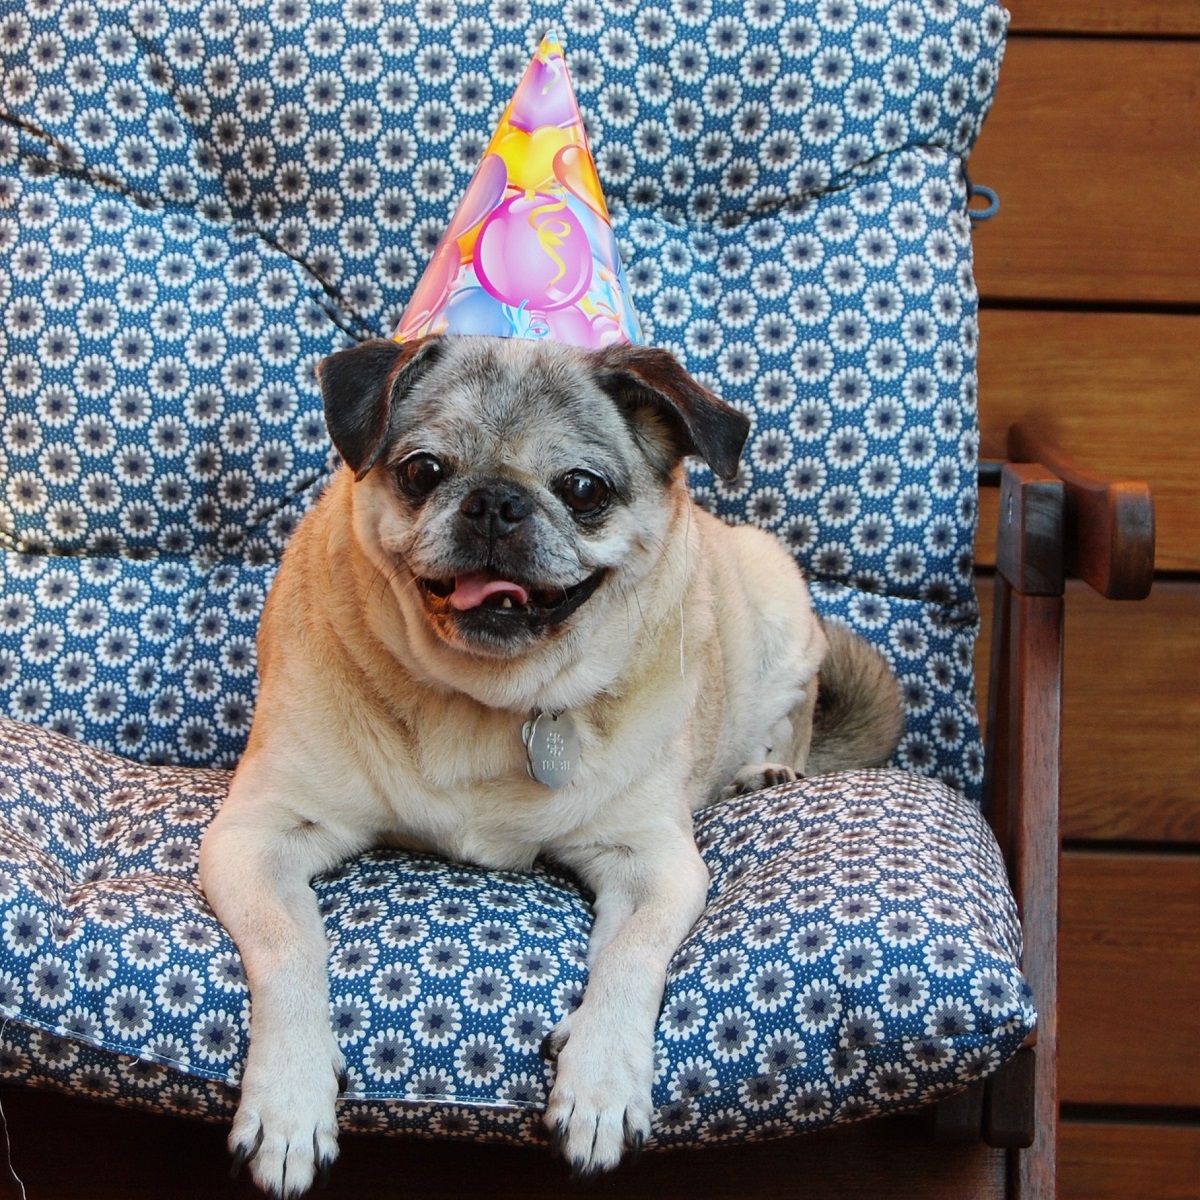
[366,546,426,605]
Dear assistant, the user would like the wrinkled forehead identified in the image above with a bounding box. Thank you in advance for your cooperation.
[393,340,637,479]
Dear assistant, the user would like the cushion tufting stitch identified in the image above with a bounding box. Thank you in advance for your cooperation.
[0,717,1034,1141]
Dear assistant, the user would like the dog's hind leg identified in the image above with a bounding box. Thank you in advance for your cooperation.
[199,767,367,1199]
[543,813,710,1175]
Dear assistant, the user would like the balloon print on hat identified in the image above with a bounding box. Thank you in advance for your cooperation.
[476,194,593,312]
[393,30,643,350]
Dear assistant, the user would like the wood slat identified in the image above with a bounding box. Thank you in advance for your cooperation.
[1059,850,1200,1108]
[970,39,1200,305]
[0,1088,1005,1200]
[1061,1120,1200,1200]
[1058,581,1200,843]
[976,311,1199,573]
[976,578,1200,844]
[1008,0,1200,36]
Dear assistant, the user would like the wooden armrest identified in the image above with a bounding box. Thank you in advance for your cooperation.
[992,462,1065,597]
[1007,423,1155,600]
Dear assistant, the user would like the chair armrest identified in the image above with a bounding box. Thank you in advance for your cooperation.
[978,456,1066,1183]
[991,460,1067,597]
[976,430,1153,1193]
[1007,422,1156,599]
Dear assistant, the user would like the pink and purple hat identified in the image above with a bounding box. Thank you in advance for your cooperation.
[393,30,643,350]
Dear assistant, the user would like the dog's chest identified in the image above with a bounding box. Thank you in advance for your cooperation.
[375,713,596,871]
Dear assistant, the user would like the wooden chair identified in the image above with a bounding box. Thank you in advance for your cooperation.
[0,427,1154,1200]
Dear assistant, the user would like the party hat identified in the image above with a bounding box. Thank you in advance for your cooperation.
[393,30,643,349]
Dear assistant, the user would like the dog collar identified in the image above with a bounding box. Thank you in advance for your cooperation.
[522,711,580,789]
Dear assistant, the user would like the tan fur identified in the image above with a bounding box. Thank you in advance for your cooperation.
[199,337,903,1198]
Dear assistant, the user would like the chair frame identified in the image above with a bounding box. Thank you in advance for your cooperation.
[975,421,1154,1200]
[0,426,1155,1199]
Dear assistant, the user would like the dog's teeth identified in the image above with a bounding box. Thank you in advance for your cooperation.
[500,597,513,609]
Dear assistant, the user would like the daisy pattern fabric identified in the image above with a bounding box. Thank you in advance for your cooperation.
[0,718,1034,1140]
[0,0,1007,799]
[0,0,1029,1147]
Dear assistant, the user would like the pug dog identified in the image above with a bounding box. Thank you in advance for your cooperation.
[198,334,904,1198]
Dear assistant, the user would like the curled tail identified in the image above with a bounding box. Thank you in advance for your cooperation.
[807,621,906,775]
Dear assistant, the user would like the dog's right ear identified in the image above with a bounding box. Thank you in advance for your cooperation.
[316,337,442,480]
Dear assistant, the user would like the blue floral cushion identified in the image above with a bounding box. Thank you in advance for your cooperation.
[0,718,1034,1140]
[0,0,1007,799]
[0,0,1027,1151]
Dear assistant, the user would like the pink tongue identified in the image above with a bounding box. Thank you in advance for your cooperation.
[449,571,530,611]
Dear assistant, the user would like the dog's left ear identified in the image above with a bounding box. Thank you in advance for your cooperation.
[594,346,750,480]
[316,337,443,479]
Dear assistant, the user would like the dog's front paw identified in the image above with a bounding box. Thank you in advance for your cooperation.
[542,1010,652,1176]
[719,761,798,799]
[231,1044,345,1198]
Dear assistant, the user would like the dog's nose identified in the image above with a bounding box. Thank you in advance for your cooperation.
[460,486,531,537]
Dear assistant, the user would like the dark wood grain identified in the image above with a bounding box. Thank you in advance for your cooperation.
[984,1048,1037,1150]
[1006,592,1062,1200]
[1059,852,1200,1108]
[980,458,1064,1200]
[1007,425,1155,601]
[977,311,1199,574]
[971,40,1200,305]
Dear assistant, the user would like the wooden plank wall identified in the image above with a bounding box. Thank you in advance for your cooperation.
[969,2,1200,1195]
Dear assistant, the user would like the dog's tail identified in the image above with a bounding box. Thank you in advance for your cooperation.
[807,621,906,775]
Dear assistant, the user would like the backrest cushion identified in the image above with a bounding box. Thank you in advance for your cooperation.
[0,1,1008,798]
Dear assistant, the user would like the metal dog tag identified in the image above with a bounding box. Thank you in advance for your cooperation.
[522,711,580,790]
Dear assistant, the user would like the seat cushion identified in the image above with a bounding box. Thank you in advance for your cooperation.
[0,717,1034,1143]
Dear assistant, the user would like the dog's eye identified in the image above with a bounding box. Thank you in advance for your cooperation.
[559,470,609,516]
[396,453,447,499]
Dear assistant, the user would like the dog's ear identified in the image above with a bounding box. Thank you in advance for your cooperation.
[593,345,750,481]
[316,337,443,479]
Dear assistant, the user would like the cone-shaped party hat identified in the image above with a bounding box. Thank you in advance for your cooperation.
[393,30,643,349]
